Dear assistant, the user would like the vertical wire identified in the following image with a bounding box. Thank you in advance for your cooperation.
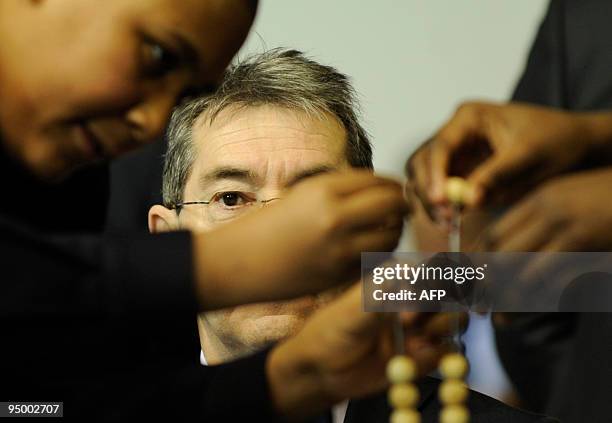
[393,312,406,355]
[450,204,464,353]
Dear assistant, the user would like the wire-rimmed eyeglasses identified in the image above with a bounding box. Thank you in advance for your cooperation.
[173,191,281,223]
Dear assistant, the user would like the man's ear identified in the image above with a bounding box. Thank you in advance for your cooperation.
[148,205,180,233]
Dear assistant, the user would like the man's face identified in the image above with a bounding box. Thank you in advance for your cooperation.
[152,104,351,362]
[0,0,253,180]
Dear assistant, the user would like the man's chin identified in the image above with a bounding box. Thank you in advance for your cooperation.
[242,314,306,349]
[251,314,304,335]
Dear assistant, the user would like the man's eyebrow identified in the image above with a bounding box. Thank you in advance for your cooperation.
[286,165,338,187]
[199,167,258,187]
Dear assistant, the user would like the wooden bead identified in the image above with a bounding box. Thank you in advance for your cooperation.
[440,404,469,423]
[388,383,420,408]
[439,379,468,405]
[390,409,421,423]
[387,356,417,383]
[439,353,469,379]
[445,177,469,205]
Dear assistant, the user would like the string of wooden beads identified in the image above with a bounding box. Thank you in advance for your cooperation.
[438,353,470,423]
[386,177,472,423]
[386,352,470,423]
[440,177,471,423]
[387,355,420,423]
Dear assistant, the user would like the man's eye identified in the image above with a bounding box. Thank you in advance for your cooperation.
[142,40,179,77]
[213,192,254,208]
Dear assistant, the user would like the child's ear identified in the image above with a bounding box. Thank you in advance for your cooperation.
[148,205,180,233]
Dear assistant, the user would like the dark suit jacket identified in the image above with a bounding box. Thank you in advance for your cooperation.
[496,0,612,421]
[338,376,556,423]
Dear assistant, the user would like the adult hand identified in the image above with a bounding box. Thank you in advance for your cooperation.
[487,167,612,252]
[267,282,467,421]
[406,101,612,220]
[194,170,409,310]
[468,169,612,314]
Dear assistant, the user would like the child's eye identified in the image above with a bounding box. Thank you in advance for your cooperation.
[142,40,180,78]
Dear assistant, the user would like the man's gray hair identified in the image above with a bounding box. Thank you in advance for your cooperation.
[162,48,373,208]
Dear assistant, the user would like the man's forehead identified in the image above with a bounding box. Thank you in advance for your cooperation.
[192,105,347,156]
[188,105,349,186]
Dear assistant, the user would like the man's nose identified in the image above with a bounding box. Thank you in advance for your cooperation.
[126,93,177,144]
